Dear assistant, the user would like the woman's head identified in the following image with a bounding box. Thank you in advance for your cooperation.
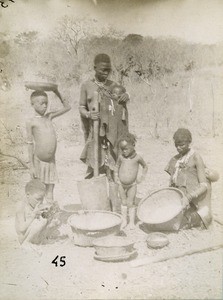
[94,53,111,82]
[173,128,192,155]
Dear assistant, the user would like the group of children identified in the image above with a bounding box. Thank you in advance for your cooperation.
[15,89,70,247]
[15,53,219,248]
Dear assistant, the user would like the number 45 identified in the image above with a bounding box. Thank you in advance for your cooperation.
[51,255,66,267]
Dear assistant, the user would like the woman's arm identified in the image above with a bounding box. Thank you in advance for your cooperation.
[79,83,89,118]
[187,153,207,201]
[79,84,99,120]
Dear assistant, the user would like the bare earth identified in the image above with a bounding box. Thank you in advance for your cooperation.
[0,85,223,299]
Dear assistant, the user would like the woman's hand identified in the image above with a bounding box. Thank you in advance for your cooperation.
[182,195,190,209]
[186,192,198,203]
[118,92,129,104]
[87,111,100,120]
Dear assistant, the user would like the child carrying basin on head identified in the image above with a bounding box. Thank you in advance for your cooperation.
[26,90,71,203]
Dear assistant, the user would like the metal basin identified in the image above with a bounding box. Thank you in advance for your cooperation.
[137,188,185,231]
[68,210,122,247]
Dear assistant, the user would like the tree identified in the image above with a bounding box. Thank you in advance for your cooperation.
[54,17,99,57]
[100,25,124,40]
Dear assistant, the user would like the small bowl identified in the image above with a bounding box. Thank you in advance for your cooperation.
[93,236,135,257]
[146,232,169,249]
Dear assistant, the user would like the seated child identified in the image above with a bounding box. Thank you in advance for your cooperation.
[15,179,59,247]
[165,128,218,229]
[26,90,71,203]
[115,133,148,229]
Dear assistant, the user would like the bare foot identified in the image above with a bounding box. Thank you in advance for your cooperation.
[126,223,136,230]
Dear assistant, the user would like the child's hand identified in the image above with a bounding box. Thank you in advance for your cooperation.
[31,203,44,218]
[118,93,129,104]
[48,219,60,228]
[30,166,37,179]
[136,175,145,184]
[116,179,121,185]
[114,174,121,185]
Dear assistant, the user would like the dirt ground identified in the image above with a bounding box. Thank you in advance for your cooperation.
[0,85,223,300]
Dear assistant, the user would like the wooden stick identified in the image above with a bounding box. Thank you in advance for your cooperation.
[92,91,99,177]
[131,243,223,268]
[0,119,15,144]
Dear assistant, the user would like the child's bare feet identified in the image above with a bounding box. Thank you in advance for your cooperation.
[121,205,128,229]
[127,207,136,230]
[126,223,136,230]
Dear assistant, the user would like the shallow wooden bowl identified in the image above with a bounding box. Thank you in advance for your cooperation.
[146,232,169,249]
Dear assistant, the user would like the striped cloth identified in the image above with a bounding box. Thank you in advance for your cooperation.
[34,155,58,184]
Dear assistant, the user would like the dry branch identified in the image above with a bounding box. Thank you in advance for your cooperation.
[0,151,28,169]
[0,119,15,144]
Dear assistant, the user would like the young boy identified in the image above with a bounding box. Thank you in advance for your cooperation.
[115,133,148,229]
[165,128,217,229]
[15,179,58,247]
[26,90,70,202]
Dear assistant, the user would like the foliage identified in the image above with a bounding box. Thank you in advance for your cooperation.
[14,31,39,45]
[1,17,223,140]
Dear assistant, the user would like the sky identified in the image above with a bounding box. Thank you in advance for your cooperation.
[1,0,223,44]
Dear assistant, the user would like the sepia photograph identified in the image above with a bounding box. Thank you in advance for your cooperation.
[0,0,223,299]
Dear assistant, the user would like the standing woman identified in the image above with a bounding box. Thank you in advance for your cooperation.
[79,54,129,209]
